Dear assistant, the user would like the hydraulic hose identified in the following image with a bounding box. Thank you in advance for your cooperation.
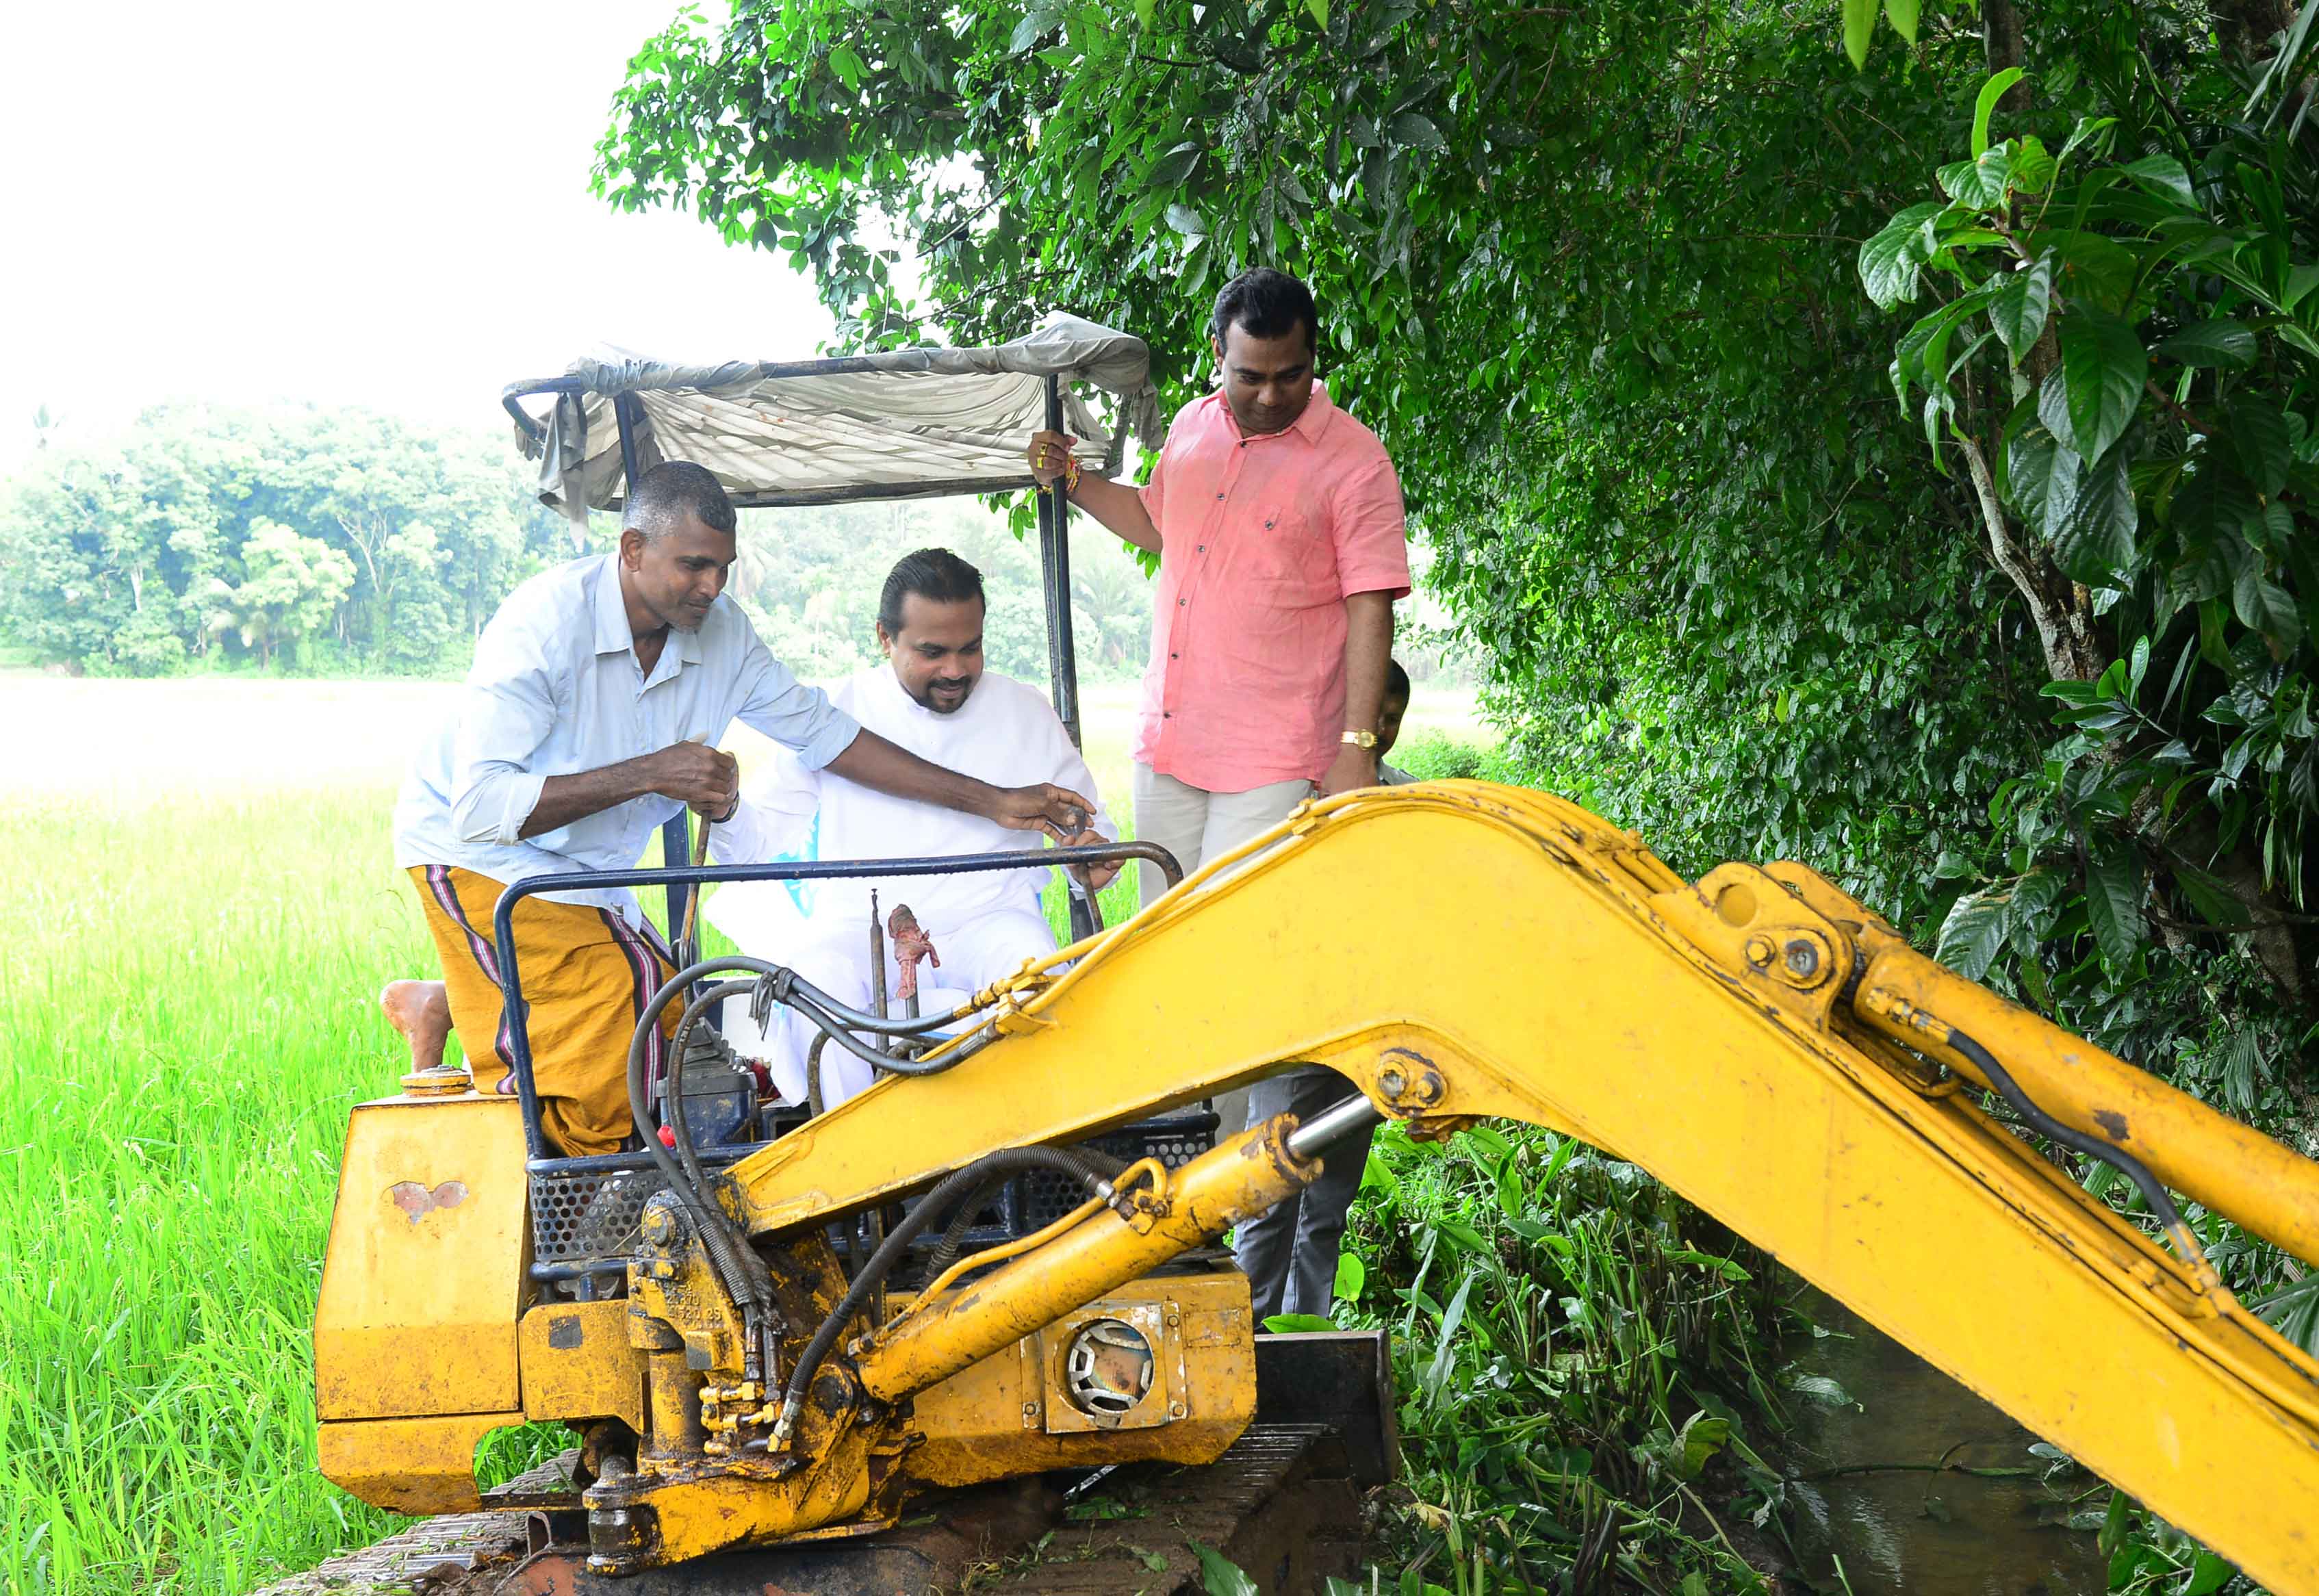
[1940,1022,2225,1291]
[767,1144,1131,1447]
[663,980,758,1201]
[916,1174,1014,1287]
[626,966,788,1348]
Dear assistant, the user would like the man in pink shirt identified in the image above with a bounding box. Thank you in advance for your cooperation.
[1028,268,1409,1322]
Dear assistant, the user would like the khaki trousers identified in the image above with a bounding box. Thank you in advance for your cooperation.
[1128,764,1314,908]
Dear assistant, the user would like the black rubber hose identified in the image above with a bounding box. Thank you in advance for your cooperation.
[919,1146,1154,1289]
[664,980,757,1201]
[663,981,782,1359]
[772,1145,1129,1438]
[627,972,771,1320]
[917,1174,1013,1287]
[805,1031,832,1119]
[1943,1024,2216,1273]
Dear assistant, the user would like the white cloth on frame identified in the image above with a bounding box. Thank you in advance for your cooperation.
[706,665,1113,1107]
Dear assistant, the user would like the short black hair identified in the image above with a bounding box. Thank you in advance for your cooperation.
[624,461,738,540]
[1211,268,1319,354]
[1385,658,1411,705]
[878,548,986,636]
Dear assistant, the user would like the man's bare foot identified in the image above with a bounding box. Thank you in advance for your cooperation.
[381,979,453,1072]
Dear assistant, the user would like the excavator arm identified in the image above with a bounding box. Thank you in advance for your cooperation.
[313,782,2319,1590]
[718,782,2319,1590]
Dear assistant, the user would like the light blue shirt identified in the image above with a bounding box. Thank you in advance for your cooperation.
[393,554,859,909]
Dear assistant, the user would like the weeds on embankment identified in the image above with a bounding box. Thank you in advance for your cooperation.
[1323,1120,1791,1595]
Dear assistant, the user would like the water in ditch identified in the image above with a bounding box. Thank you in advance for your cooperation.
[1780,1287,2110,1595]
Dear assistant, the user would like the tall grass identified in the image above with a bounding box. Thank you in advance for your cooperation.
[0,792,423,1593]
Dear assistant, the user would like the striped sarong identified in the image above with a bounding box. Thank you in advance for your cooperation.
[408,866,678,1157]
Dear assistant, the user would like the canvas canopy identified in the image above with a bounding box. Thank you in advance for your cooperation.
[507,313,1160,522]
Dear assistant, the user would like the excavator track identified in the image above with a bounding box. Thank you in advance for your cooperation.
[256,1425,1361,1596]
[264,1335,1392,1596]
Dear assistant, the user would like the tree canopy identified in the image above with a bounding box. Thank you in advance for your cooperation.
[595,0,2319,1406]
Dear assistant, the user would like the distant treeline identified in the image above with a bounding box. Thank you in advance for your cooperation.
[0,404,1157,684]
[0,405,571,677]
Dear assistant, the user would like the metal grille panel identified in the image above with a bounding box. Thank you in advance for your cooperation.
[526,1112,1218,1272]
[531,1166,669,1263]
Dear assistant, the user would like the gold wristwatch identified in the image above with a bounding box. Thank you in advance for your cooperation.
[1342,729,1379,749]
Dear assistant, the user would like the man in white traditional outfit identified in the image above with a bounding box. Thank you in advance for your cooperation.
[708,548,1118,1107]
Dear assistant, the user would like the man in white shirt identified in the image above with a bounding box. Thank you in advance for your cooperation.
[708,548,1118,1108]
[392,464,1092,1157]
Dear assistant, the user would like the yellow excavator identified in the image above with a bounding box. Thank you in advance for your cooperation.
[314,784,2319,1592]
[306,339,2319,1592]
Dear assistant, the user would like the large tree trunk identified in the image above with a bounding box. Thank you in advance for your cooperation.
[1984,0,2030,118]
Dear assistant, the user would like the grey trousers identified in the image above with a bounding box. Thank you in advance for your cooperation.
[1233,1066,1378,1322]
[1129,764,1314,907]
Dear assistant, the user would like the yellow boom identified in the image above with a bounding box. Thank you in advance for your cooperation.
[314,783,2319,1591]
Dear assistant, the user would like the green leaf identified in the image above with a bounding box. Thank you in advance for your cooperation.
[1990,257,2054,357]
[1165,203,1207,236]
[2052,450,2137,582]
[2185,1552,2236,1596]
[2042,228,2139,311]
[2086,843,2144,973]
[1937,149,2011,209]
[1882,0,1919,44]
[1190,1541,1260,1596]
[828,44,867,90]
[1676,1411,1732,1478]
[2057,308,2147,462]
[2152,318,2257,370]
[2059,116,2116,166]
[2174,858,2254,929]
[1859,203,1943,310]
[2097,1490,2131,1560]
[1010,5,1058,53]
[1662,1244,1751,1282]
[2227,396,2292,495]
[2009,426,2084,544]
[1785,1372,1858,1407]
[2234,563,2303,652]
[1973,68,2027,158]
[1841,0,1878,68]
[2119,154,2196,209]
[2008,135,2058,194]
[1422,1272,1476,1402]
[1388,111,1446,152]
[1262,1312,1338,1333]
[1145,142,1202,188]
[1937,885,2010,979]
[1333,1250,1366,1301]
[1435,1218,1489,1255]
[1305,0,1328,25]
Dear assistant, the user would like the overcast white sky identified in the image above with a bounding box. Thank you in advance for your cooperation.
[0,1,838,467]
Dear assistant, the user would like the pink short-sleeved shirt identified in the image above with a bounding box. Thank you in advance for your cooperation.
[1133,383,1411,791]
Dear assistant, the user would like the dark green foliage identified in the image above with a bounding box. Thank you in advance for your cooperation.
[1340,1120,1785,1592]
